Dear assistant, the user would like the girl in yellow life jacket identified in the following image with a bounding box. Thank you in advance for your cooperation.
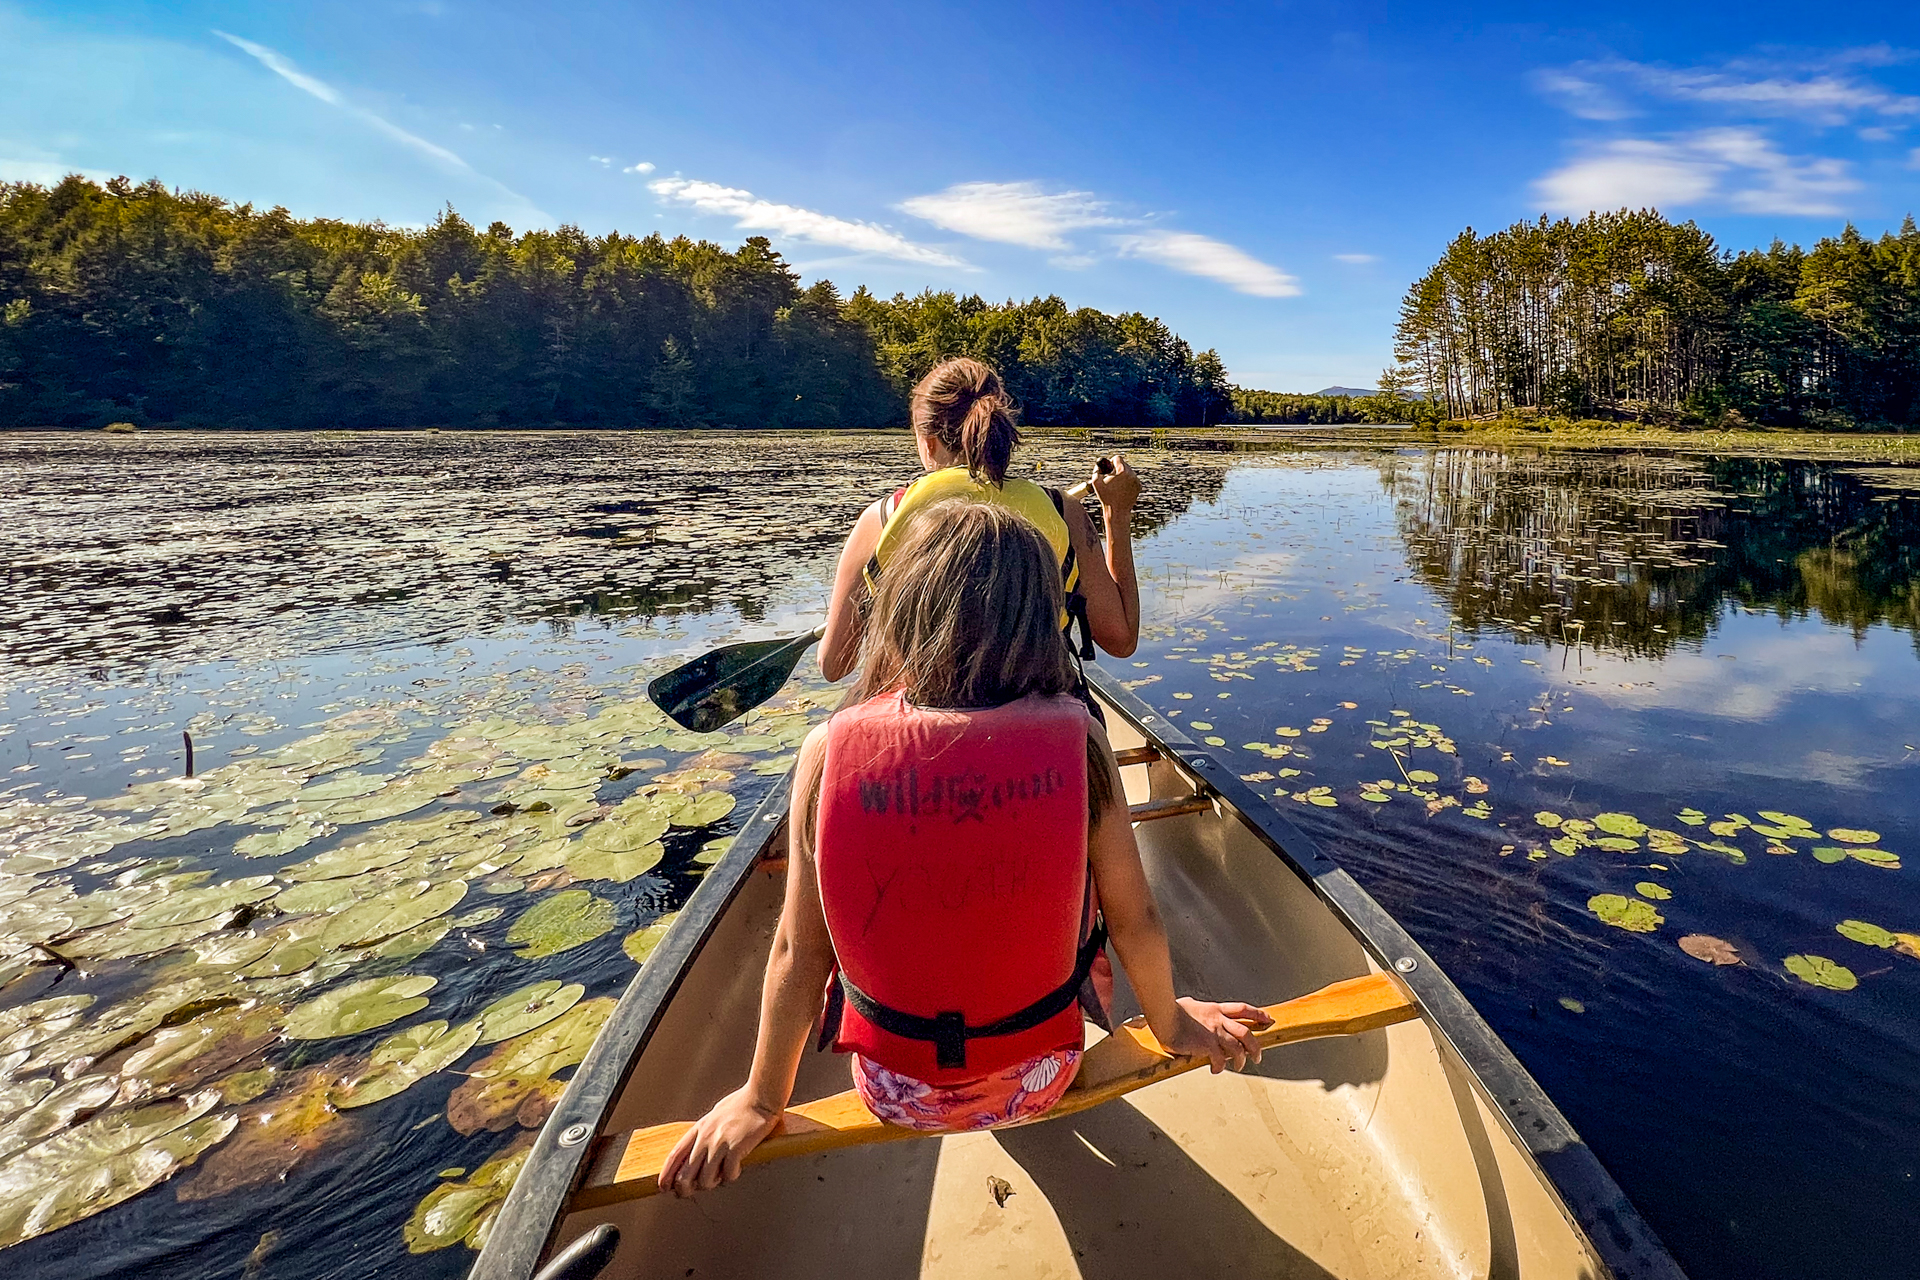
[658,500,1269,1198]
[817,356,1142,682]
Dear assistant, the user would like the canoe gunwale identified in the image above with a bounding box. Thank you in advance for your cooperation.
[471,666,1688,1280]
[468,774,793,1280]
[1086,668,1687,1280]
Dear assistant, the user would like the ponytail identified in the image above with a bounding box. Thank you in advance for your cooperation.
[910,357,1021,486]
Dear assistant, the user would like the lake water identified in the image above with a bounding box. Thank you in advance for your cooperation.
[1,431,1916,1280]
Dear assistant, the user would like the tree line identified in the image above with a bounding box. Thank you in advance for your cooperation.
[0,176,1238,430]
[1394,208,1920,428]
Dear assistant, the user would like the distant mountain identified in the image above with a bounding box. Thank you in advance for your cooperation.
[1312,386,1377,397]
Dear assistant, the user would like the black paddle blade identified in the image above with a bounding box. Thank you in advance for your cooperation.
[647,628,823,732]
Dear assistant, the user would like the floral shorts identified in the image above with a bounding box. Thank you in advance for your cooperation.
[852,1047,1082,1133]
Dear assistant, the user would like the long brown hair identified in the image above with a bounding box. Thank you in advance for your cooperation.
[910,357,1020,487]
[846,498,1113,823]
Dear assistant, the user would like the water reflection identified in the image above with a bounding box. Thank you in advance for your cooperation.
[1385,449,1920,658]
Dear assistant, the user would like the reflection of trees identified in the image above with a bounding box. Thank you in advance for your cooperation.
[1384,449,1920,657]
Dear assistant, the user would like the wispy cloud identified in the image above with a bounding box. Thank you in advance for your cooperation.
[1536,128,1859,216]
[899,181,1127,251]
[1333,252,1378,264]
[589,155,611,167]
[216,31,471,171]
[1539,54,1920,127]
[624,161,655,174]
[648,178,968,268]
[1112,230,1300,297]
[0,155,117,186]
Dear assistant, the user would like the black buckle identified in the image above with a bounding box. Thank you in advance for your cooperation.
[933,1011,968,1070]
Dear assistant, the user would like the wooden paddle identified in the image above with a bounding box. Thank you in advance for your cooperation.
[645,478,1107,732]
[573,971,1416,1208]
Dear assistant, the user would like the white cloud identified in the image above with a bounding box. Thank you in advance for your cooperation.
[1111,230,1300,297]
[1536,129,1858,217]
[216,31,467,172]
[0,155,117,186]
[624,161,654,174]
[589,155,611,167]
[648,177,968,268]
[1532,68,1634,121]
[898,181,1126,250]
[1540,55,1920,127]
[1333,252,1378,264]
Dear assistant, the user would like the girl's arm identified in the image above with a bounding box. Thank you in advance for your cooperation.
[1062,455,1142,658]
[818,503,884,682]
[660,727,837,1196]
[1085,725,1271,1072]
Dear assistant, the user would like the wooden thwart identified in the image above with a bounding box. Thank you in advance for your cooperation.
[573,971,1417,1209]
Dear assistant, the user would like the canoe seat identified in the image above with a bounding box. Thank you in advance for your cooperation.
[573,972,1416,1209]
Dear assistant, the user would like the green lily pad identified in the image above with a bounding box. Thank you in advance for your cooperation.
[1358,790,1391,803]
[505,891,617,959]
[1593,813,1647,838]
[474,981,584,1045]
[1557,997,1585,1014]
[565,842,664,884]
[284,975,438,1041]
[1593,837,1640,852]
[1784,954,1857,991]
[672,791,737,828]
[1811,846,1849,864]
[1533,812,1563,828]
[1635,882,1672,900]
[320,879,468,950]
[449,907,505,929]
[297,772,392,803]
[1757,811,1814,830]
[579,809,669,854]
[1675,808,1708,826]
[338,1019,485,1109]
[1836,920,1896,948]
[1826,828,1881,845]
[404,1132,536,1253]
[1846,848,1900,869]
[0,1091,235,1247]
[374,919,455,962]
[1749,823,1805,841]
[130,876,277,930]
[1405,770,1438,784]
[621,911,680,965]
[1588,894,1662,933]
[233,819,333,860]
[446,1000,614,1135]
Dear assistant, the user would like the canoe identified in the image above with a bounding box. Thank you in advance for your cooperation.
[472,670,1687,1280]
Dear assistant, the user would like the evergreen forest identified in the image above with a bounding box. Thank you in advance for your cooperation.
[0,176,1235,430]
[1395,208,1920,428]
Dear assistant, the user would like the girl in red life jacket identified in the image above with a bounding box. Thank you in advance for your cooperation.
[816,356,1144,683]
[660,499,1272,1199]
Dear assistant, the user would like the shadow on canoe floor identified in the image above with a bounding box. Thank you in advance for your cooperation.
[994,1101,1340,1280]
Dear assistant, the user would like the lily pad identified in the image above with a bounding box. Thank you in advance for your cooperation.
[621,912,680,965]
[1588,894,1662,933]
[579,808,669,854]
[284,976,437,1041]
[1836,919,1896,948]
[446,999,614,1135]
[1405,770,1438,784]
[565,842,664,884]
[403,1132,536,1253]
[337,1020,485,1109]
[672,791,737,828]
[320,879,468,950]
[1784,954,1857,991]
[0,1090,235,1246]
[505,891,617,959]
[474,982,584,1046]
[177,1066,353,1200]
[1826,828,1881,845]
[1678,934,1740,965]
[1635,882,1672,901]
[1533,812,1563,829]
[1593,837,1640,852]
[1593,813,1647,838]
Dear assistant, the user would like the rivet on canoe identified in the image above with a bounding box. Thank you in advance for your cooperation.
[1394,957,1418,974]
[560,1123,591,1147]
[1192,757,1211,768]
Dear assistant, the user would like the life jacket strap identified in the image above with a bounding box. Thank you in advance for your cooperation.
[833,920,1108,1071]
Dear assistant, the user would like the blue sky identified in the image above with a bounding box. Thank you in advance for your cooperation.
[5,1,1919,390]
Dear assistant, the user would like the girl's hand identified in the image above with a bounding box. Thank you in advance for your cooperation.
[1091,454,1141,513]
[1163,998,1273,1073]
[658,1087,783,1198]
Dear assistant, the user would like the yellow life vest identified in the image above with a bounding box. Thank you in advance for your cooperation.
[863,468,1087,651]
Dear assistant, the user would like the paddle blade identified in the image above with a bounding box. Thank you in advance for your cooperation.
[647,628,823,732]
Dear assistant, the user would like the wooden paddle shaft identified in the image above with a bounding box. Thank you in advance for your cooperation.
[574,972,1416,1208]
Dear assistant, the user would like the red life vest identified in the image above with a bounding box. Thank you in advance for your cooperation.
[815,691,1096,1085]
